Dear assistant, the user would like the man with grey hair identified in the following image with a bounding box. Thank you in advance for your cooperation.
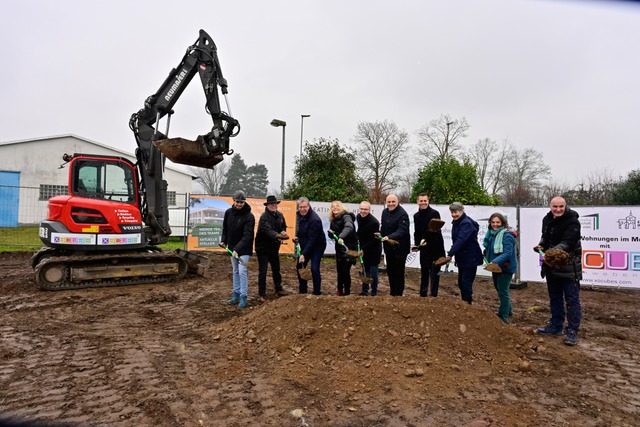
[295,197,326,295]
[447,202,483,304]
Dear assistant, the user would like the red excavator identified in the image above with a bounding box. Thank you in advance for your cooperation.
[32,29,240,290]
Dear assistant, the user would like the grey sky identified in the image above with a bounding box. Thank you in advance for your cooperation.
[2,0,639,194]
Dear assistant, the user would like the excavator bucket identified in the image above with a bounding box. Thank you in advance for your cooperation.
[153,136,224,169]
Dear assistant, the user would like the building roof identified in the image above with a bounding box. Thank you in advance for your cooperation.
[0,134,195,178]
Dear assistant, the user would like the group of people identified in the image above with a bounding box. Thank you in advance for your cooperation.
[220,191,582,346]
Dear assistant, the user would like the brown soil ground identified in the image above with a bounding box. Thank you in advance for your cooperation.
[1,251,639,427]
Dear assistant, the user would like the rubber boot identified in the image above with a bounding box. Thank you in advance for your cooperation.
[227,292,240,305]
[238,295,248,308]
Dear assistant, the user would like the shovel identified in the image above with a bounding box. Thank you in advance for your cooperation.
[437,260,454,276]
[293,238,313,281]
[328,230,361,258]
[373,232,399,246]
[356,244,373,285]
[218,242,253,268]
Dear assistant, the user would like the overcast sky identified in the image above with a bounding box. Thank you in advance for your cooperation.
[2,0,639,194]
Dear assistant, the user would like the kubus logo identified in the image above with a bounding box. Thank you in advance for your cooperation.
[580,213,600,231]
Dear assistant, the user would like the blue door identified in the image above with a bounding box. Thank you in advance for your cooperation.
[0,171,20,227]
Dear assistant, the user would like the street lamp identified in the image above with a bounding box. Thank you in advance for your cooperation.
[445,121,454,152]
[300,114,310,155]
[270,119,287,195]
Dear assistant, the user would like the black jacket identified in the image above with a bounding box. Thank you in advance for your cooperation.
[296,208,327,258]
[329,211,358,259]
[539,208,583,280]
[356,213,382,265]
[380,205,411,258]
[413,206,446,263]
[221,202,255,256]
[255,208,287,255]
[449,212,483,268]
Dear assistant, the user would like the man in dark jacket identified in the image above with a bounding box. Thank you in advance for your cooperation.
[413,193,446,297]
[534,196,582,346]
[221,191,255,308]
[357,201,382,296]
[380,194,411,296]
[255,195,289,299]
[448,202,483,304]
[296,197,327,295]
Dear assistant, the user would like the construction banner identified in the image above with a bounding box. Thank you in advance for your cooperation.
[187,195,297,254]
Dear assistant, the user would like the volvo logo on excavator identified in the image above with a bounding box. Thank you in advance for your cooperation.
[165,69,188,102]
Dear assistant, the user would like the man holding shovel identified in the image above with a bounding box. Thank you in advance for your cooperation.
[255,195,290,300]
[356,201,381,296]
[380,194,411,296]
[413,193,446,297]
[295,197,326,295]
[220,191,255,308]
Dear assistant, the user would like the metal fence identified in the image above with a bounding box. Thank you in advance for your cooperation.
[0,185,190,248]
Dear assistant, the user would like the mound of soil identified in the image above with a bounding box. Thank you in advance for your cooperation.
[1,251,639,426]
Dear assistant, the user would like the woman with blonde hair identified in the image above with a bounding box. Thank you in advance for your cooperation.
[329,201,358,295]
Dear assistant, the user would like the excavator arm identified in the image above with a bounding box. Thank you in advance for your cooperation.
[128,29,240,244]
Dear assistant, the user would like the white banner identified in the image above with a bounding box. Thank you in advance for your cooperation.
[310,201,518,276]
[520,206,640,289]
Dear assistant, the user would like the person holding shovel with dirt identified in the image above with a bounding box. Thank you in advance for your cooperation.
[482,212,518,323]
[255,195,290,300]
[413,193,446,298]
[356,201,382,296]
[220,191,255,309]
[328,201,358,296]
[296,197,327,295]
[446,202,483,304]
[380,194,411,296]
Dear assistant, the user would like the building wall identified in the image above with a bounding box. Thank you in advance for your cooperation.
[0,135,193,235]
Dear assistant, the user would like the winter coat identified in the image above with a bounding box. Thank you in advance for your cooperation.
[221,202,255,256]
[538,208,583,280]
[329,211,358,259]
[380,205,411,259]
[357,213,382,266]
[448,212,483,268]
[413,206,446,264]
[255,208,287,255]
[484,228,518,274]
[296,207,327,258]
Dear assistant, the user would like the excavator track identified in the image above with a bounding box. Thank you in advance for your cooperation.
[34,251,188,291]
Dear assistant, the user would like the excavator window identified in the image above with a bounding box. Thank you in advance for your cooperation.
[72,159,136,204]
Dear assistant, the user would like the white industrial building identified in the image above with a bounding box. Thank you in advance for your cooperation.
[0,134,194,235]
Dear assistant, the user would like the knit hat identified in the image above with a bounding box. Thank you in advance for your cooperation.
[233,191,247,202]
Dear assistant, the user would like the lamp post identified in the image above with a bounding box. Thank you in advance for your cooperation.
[445,121,453,152]
[300,114,310,155]
[270,119,287,195]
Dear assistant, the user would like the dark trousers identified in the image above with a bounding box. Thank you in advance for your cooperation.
[336,257,352,295]
[457,266,477,304]
[257,251,282,296]
[546,276,582,333]
[361,262,379,296]
[386,256,406,296]
[298,249,323,295]
[419,259,441,297]
[492,272,513,323]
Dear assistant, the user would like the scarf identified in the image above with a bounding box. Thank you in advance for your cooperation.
[483,227,505,254]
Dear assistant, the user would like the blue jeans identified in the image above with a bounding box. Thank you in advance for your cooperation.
[492,272,513,323]
[546,276,582,332]
[298,249,323,295]
[361,263,379,296]
[231,255,250,297]
[457,266,477,304]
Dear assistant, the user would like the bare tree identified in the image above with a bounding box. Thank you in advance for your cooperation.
[502,148,552,205]
[190,160,230,195]
[564,169,617,205]
[352,120,409,204]
[415,114,470,162]
[468,137,512,195]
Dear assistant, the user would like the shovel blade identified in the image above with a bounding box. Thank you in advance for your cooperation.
[153,136,223,169]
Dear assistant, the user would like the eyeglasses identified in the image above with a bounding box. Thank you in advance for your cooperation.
[234,200,245,204]
[359,208,370,211]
